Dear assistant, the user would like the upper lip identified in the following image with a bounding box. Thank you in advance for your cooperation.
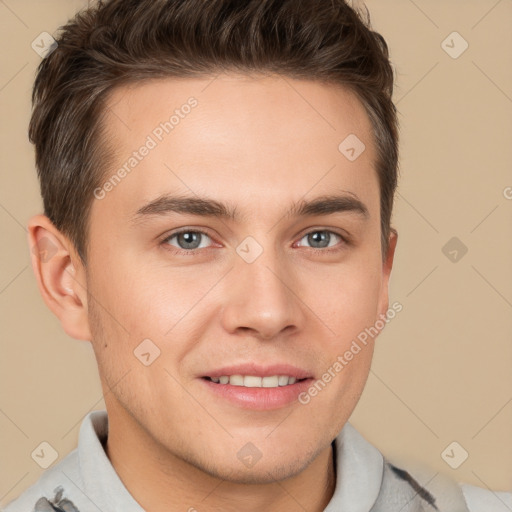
[202,363,313,380]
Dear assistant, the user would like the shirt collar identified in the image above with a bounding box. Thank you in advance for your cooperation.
[79,410,144,510]
[79,410,383,511]
[325,422,384,511]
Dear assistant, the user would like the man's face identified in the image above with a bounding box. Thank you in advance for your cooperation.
[85,74,395,482]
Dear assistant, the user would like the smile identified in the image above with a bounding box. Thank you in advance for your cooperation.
[205,375,305,387]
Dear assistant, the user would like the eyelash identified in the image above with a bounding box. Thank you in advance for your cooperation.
[160,228,350,256]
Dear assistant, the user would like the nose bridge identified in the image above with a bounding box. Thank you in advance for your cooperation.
[221,238,303,339]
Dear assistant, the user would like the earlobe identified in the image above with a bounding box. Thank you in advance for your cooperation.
[27,214,92,341]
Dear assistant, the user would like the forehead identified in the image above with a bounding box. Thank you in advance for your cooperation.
[95,74,379,223]
[105,74,374,151]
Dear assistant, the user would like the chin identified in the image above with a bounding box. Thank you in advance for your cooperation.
[189,443,322,485]
[203,459,311,485]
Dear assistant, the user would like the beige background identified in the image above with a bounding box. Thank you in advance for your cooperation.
[1,0,511,505]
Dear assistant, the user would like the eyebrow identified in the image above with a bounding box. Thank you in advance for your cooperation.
[130,192,369,224]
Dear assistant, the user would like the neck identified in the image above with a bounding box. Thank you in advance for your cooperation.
[104,406,336,512]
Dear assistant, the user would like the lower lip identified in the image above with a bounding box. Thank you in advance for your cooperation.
[200,378,313,410]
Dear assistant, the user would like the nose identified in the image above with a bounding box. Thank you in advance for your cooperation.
[220,247,305,340]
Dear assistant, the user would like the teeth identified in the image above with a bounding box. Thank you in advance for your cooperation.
[244,376,262,387]
[210,375,300,388]
[230,375,244,386]
[262,376,279,387]
[278,375,289,386]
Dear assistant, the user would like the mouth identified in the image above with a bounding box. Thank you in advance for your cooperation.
[199,365,313,410]
[202,375,308,387]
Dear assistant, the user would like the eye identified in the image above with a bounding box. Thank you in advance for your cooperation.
[295,230,345,250]
[160,228,348,255]
[162,229,214,251]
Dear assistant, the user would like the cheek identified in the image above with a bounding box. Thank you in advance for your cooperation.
[90,254,186,335]
[87,254,221,375]
[299,257,383,341]
[84,256,168,375]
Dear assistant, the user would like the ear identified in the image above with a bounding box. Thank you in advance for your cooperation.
[377,228,398,318]
[27,214,92,341]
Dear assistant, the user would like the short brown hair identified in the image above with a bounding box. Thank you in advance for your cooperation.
[29,0,399,264]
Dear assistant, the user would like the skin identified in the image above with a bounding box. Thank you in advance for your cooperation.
[28,74,397,512]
